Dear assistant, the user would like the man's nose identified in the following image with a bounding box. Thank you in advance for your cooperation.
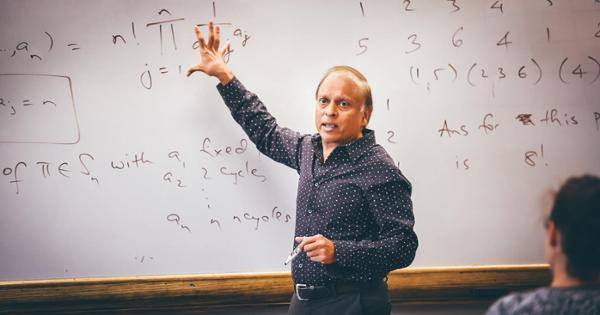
[323,103,337,116]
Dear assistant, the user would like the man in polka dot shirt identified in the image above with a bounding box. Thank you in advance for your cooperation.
[188,22,418,315]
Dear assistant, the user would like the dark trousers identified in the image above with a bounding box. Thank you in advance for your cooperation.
[287,280,391,315]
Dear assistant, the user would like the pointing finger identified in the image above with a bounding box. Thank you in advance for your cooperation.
[213,25,221,50]
[207,21,214,49]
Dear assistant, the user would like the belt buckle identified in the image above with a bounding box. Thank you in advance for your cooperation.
[295,283,310,301]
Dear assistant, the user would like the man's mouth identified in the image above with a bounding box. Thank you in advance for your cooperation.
[321,123,338,132]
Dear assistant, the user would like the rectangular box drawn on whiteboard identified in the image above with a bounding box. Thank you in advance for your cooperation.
[0,74,80,144]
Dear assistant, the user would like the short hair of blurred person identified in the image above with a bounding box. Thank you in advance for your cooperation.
[547,175,600,284]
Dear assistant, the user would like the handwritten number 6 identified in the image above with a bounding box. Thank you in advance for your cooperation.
[452,27,464,47]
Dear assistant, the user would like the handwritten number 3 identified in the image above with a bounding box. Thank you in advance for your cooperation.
[595,22,600,38]
[405,34,421,54]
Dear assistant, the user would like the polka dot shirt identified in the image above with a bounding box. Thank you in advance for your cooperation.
[218,78,418,285]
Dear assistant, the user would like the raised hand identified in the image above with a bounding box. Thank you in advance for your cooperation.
[186,21,233,84]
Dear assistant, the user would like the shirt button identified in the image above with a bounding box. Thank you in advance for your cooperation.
[314,182,319,187]
[298,264,303,268]
[307,209,313,214]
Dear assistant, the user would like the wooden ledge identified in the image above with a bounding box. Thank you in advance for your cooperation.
[0,264,550,313]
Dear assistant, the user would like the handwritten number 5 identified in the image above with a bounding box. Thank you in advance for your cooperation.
[357,38,369,56]
[447,0,460,12]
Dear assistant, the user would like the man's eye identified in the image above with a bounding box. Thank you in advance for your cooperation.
[319,98,328,105]
[339,101,350,107]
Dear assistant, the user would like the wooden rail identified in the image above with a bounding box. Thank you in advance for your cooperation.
[0,264,550,314]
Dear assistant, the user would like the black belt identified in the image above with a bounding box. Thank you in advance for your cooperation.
[294,279,384,301]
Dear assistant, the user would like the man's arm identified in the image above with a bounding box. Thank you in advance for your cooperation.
[332,178,418,275]
[187,22,303,170]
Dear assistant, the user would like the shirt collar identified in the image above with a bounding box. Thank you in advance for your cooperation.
[312,128,376,163]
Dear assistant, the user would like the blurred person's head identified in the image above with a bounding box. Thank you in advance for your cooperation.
[545,175,600,286]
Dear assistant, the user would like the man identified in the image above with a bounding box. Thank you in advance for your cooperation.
[187,22,418,315]
[486,175,600,315]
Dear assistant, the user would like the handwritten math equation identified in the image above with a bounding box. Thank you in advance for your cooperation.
[109,5,251,90]
[0,31,81,62]
[0,97,58,117]
[354,1,600,91]
[0,137,267,195]
[166,205,292,235]
[408,56,600,93]
[382,107,600,171]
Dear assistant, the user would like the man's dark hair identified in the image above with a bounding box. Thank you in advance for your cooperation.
[550,174,600,282]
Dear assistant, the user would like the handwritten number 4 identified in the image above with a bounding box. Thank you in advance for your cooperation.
[491,1,503,13]
[497,31,512,48]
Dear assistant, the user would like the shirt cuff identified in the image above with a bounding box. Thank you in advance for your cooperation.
[332,240,354,268]
[216,77,249,111]
[216,76,242,94]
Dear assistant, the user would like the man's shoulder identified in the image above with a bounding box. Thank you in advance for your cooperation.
[486,287,600,315]
[486,288,547,315]
[354,144,412,191]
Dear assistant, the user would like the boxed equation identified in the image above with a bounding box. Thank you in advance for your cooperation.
[0,74,80,144]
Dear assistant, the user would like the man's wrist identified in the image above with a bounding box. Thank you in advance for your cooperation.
[217,68,234,85]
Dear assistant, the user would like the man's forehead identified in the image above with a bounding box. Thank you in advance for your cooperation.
[318,72,365,94]
[325,71,362,84]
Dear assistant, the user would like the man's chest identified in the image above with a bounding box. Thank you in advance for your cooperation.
[295,158,373,234]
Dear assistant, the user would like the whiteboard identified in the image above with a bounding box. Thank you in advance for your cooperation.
[1,0,599,281]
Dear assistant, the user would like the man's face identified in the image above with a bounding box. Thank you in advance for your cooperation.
[314,72,369,149]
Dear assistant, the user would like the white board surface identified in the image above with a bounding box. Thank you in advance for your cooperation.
[1,0,599,281]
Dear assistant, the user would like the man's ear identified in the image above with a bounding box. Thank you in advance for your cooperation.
[362,107,371,128]
[547,220,559,248]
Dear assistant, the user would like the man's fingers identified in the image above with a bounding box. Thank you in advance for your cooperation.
[219,41,231,57]
[194,26,207,49]
[186,65,204,77]
[207,21,214,49]
[303,240,322,252]
[213,25,221,50]
[296,234,327,251]
[296,236,315,250]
